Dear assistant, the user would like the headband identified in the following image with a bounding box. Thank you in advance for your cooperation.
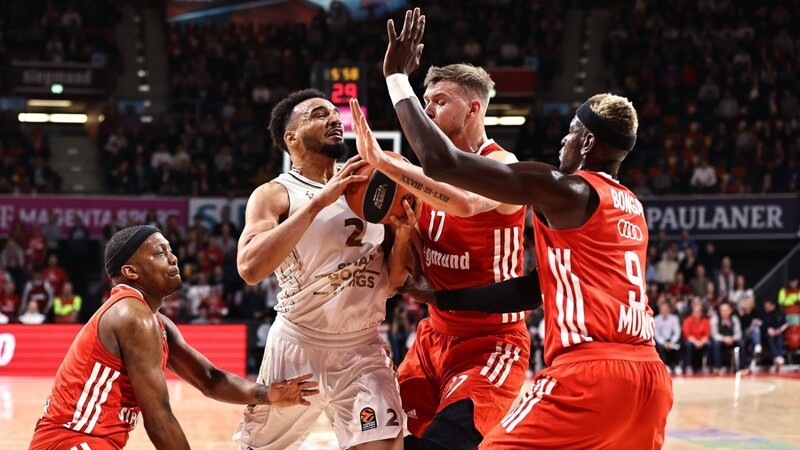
[105,226,160,277]
[576,101,637,151]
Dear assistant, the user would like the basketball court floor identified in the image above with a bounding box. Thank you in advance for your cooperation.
[3,373,799,449]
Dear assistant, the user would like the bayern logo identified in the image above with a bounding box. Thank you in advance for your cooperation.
[617,219,643,241]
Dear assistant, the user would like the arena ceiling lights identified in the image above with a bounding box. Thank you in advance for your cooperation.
[484,116,526,126]
[27,99,73,108]
[18,113,88,124]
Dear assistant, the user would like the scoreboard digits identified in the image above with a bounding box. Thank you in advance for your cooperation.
[312,62,368,108]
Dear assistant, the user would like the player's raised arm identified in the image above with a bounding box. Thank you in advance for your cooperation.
[351,97,510,217]
[161,315,319,407]
[383,8,588,219]
[237,156,367,284]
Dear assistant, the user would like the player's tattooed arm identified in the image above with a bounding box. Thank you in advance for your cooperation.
[399,173,450,203]
[477,199,494,214]
[352,101,501,217]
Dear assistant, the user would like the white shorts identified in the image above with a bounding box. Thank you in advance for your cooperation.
[233,316,406,450]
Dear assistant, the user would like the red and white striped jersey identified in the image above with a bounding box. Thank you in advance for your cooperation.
[30,284,168,449]
[417,141,528,336]
[532,171,657,366]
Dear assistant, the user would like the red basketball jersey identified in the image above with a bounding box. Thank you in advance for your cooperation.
[417,141,528,335]
[31,284,168,449]
[532,171,656,366]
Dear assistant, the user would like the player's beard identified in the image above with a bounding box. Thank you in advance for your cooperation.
[434,118,464,145]
[304,133,349,159]
[318,141,348,159]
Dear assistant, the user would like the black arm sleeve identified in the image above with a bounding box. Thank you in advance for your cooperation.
[434,270,542,313]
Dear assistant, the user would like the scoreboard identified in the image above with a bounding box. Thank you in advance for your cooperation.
[311,62,368,127]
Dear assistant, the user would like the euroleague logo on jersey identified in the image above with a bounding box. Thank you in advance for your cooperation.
[617,219,643,241]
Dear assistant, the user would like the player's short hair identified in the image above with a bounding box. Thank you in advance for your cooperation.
[268,88,327,153]
[104,225,153,276]
[583,93,639,136]
[424,63,494,105]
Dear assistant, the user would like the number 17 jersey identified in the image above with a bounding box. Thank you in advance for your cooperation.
[532,171,656,366]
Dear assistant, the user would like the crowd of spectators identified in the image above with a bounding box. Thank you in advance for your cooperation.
[604,0,800,195]
[0,122,61,194]
[0,0,121,69]
[1,211,797,376]
[2,1,800,376]
[0,215,84,324]
[640,231,796,375]
[97,0,566,196]
[0,212,288,371]
[0,0,122,194]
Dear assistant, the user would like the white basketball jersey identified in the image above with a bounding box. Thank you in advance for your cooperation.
[271,169,390,334]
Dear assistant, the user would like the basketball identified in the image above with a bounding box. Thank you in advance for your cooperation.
[345,152,416,224]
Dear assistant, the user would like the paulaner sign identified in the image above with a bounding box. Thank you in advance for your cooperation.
[641,194,799,239]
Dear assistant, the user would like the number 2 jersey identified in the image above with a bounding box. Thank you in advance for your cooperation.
[271,169,390,334]
[417,140,528,336]
[30,284,167,449]
[532,171,656,366]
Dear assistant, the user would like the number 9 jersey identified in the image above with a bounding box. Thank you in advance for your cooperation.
[532,171,656,366]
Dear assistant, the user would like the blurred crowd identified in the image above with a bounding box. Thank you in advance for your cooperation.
[2,0,800,375]
[98,0,566,197]
[0,0,121,194]
[604,0,800,195]
[0,0,120,67]
[5,0,800,197]
[0,123,61,194]
[625,231,797,375]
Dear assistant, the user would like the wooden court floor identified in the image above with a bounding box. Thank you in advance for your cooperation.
[2,373,799,449]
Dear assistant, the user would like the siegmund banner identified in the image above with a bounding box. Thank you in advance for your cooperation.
[641,194,799,240]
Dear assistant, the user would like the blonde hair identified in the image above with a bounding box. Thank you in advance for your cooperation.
[586,93,639,135]
[424,63,494,105]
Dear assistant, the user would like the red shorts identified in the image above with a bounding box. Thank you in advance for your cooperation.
[30,428,122,450]
[480,345,673,450]
[398,318,530,437]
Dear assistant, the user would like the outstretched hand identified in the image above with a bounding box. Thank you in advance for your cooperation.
[384,8,426,77]
[350,98,389,169]
[267,373,320,407]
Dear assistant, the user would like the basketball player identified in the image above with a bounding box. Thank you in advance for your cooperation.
[30,225,319,450]
[350,33,529,450]
[232,89,413,450]
[381,9,673,448]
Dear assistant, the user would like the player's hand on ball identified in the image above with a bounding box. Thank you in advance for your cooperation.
[384,7,425,77]
[269,373,320,407]
[390,197,420,242]
[314,155,368,209]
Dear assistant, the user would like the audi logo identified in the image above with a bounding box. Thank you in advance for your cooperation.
[617,219,644,241]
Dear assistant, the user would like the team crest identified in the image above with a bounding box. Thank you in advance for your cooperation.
[306,191,314,199]
[359,407,377,431]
